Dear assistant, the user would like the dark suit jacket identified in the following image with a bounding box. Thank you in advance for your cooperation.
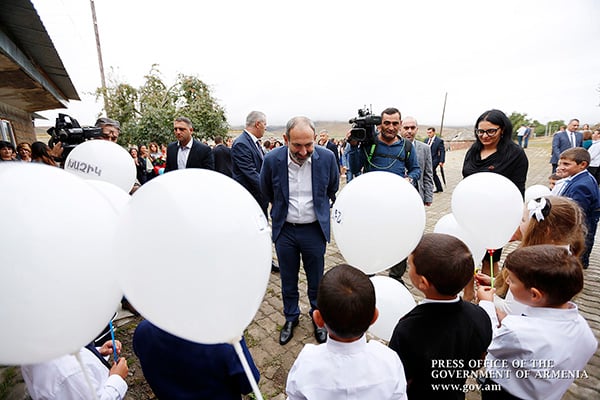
[561,170,600,219]
[232,131,268,214]
[133,320,259,399]
[212,144,232,177]
[551,130,583,164]
[325,140,340,167]
[389,301,492,400]
[426,136,445,166]
[165,139,214,172]
[259,146,339,243]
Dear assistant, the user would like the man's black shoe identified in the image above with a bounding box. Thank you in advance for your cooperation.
[312,319,328,343]
[271,262,280,273]
[434,190,443,193]
[279,320,299,345]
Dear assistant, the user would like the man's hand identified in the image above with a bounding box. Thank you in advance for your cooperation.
[49,142,63,159]
[439,162,444,167]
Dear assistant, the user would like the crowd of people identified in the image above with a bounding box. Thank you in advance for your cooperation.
[4,109,599,399]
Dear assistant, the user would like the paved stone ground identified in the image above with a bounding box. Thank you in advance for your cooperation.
[247,137,600,400]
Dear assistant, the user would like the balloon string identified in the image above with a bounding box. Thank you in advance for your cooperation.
[74,351,100,400]
[109,320,118,363]
[488,249,495,289]
[232,338,263,400]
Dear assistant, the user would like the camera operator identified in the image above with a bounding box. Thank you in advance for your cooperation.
[346,107,420,183]
[95,117,121,143]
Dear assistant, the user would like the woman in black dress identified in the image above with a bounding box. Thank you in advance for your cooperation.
[462,109,528,300]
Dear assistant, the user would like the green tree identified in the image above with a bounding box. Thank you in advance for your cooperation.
[96,65,228,146]
[507,112,530,139]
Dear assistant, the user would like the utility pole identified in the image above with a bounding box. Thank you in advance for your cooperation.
[439,92,448,136]
[90,0,108,113]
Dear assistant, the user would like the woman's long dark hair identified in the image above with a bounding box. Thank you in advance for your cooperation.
[31,141,56,166]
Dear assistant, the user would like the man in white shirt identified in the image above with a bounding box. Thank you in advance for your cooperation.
[260,116,339,345]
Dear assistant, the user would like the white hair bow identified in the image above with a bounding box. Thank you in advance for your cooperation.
[527,197,547,222]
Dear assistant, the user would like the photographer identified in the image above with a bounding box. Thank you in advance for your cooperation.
[95,117,121,143]
[346,107,420,183]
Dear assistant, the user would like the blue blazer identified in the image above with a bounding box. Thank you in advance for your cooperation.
[561,171,600,219]
[165,139,214,172]
[260,146,339,243]
[232,131,268,214]
[426,136,445,166]
[551,130,583,164]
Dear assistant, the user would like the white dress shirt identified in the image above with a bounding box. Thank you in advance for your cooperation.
[21,347,127,400]
[286,154,317,224]
[479,300,597,400]
[177,138,193,170]
[588,140,600,167]
[286,334,408,400]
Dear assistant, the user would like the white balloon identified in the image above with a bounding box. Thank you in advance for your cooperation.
[332,172,426,275]
[0,164,122,364]
[452,173,523,249]
[85,180,131,213]
[368,276,416,342]
[524,184,551,203]
[64,140,136,193]
[433,214,487,267]
[115,169,272,344]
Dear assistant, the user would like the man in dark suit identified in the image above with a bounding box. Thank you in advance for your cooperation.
[232,111,279,273]
[550,119,583,173]
[212,135,232,177]
[165,117,214,172]
[425,127,445,193]
[260,116,339,345]
[318,129,340,169]
[232,111,268,214]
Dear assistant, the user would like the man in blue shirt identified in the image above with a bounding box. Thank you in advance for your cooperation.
[347,107,420,182]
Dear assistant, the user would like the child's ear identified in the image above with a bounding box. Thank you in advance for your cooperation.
[371,307,379,325]
[417,275,431,291]
[529,287,544,304]
[313,310,326,328]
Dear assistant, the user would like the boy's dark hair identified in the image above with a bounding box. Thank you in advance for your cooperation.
[411,233,474,296]
[317,264,375,339]
[548,173,561,181]
[504,245,583,306]
[559,147,590,165]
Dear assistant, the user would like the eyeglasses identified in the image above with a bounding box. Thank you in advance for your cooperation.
[101,134,119,142]
[403,126,417,130]
[475,128,501,137]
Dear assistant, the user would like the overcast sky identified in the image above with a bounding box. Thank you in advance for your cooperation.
[31,0,600,128]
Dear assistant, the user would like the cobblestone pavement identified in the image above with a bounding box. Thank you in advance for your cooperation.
[248,138,600,400]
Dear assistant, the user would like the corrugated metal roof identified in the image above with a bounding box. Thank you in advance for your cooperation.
[0,0,79,101]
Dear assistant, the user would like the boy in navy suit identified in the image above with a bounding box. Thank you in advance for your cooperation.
[557,147,600,268]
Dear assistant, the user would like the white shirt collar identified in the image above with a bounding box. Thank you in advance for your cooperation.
[245,130,261,144]
[420,295,461,305]
[325,334,367,354]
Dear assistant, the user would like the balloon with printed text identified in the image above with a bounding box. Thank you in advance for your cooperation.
[64,140,136,193]
[332,171,426,275]
[0,163,122,364]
